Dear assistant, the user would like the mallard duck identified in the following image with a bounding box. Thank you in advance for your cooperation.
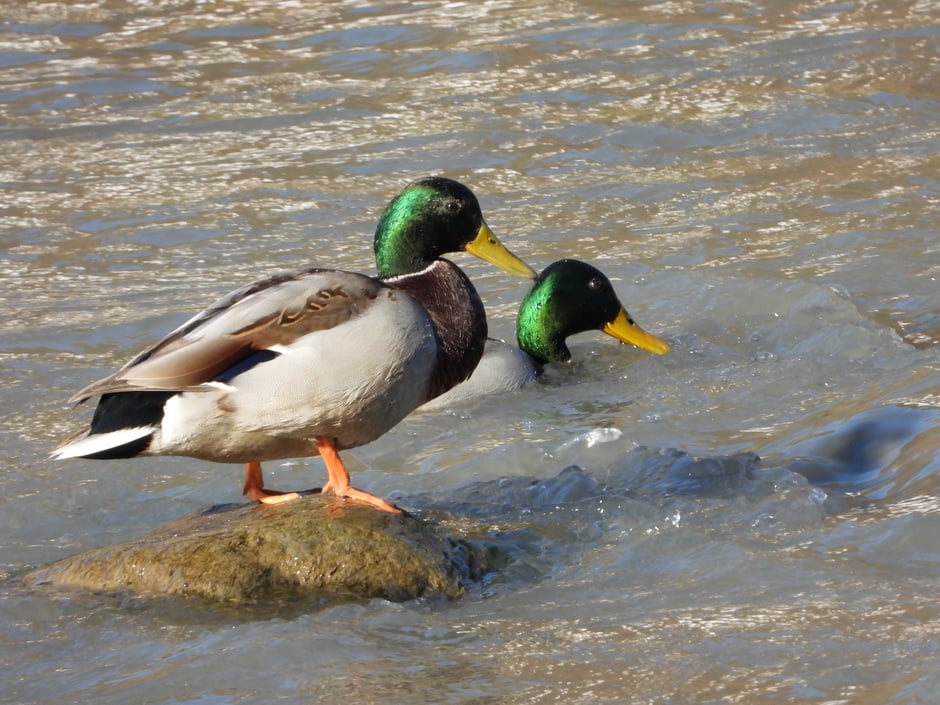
[52,177,536,513]
[421,258,670,410]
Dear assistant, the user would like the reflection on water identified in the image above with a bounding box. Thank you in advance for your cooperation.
[2,1,939,703]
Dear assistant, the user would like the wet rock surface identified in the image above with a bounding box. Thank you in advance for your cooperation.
[25,496,487,604]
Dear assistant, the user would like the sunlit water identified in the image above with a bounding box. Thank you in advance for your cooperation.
[2,1,939,703]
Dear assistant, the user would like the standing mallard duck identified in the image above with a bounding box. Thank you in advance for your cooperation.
[52,177,536,513]
[421,259,670,410]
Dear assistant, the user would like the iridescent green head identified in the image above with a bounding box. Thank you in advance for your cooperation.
[516,259,670,365]
[373,177,535,280]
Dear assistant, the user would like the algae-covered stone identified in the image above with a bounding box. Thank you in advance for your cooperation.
[26,496,482,603]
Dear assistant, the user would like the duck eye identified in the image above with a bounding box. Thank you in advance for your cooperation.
[443,199,461,214]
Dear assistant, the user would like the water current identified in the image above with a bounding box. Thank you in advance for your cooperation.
[1,1,938,703]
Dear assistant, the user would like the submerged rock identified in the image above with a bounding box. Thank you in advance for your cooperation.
[25,497,484,604]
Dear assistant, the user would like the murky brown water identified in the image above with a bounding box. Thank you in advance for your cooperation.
[2,1,939,703]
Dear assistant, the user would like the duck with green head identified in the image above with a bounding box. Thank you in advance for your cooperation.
[52,177,536,513]
[421,258,670,410]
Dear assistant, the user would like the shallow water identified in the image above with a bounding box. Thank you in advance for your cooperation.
[2,0,939,703]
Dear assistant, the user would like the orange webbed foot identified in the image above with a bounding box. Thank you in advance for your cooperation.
[322,483,401,513]
[243,461,302,504]
[251,489,302,505]
[318,438,401,514]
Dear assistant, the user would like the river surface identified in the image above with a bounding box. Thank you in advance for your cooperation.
[2,1,939,703]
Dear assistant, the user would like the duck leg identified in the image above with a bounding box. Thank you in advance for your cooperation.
[242,460,301,504]
[317,437,401,514]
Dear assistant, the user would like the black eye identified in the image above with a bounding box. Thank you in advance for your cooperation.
[443,199,461,214]
[588,277,603,291]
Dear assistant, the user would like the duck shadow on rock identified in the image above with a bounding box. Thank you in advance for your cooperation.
[25,447,822,611]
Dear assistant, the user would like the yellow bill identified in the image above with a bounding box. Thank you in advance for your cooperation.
[465,222,537,279]
[603,309,671,355]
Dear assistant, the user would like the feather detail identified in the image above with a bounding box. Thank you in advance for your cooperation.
[68,269,380,403]
[50,426,154,460]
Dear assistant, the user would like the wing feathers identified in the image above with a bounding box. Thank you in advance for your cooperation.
[69,269,383,403]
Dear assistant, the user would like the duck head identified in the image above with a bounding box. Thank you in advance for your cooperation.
[516,258,671,365]
[374,176,536,280]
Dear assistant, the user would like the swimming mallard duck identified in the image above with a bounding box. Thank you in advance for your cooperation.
[52,177,536,513]
[421,258,670,410]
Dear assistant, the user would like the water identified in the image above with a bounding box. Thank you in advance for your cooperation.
[2,0,939,702]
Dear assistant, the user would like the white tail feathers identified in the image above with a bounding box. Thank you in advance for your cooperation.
[50,427,154,460]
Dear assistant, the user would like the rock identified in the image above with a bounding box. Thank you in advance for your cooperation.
[25,496,485,604]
